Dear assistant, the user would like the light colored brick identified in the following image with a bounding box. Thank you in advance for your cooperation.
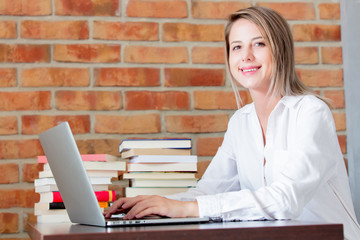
[55,0,120,16]
[294,47,318,65]
[324,90,345,109]
[54,44,120,63]
[194,90,251,110]
[21,20,89,40]
[257,2,315,20]
[321,47,342,64]
[0,163,19,184]
[0,68,16,87]
[55,91,122,110]
[95,114,161,134]
[94,68,160,87]
[333,112,346,131]
[125,91,190,110]
[0,91,51,111]
[0,139,43,159]
[319,3,340,20]
[338,135,346,154]
[164,68,225,87]
[0,21,16,38]
[197,137,223,156]
[0,116,17,135]
[124,46,188,64]
[0,213,18,233]
[127,0,187,18]
[0,189,38,208]
[292,24,341,42]
[163,23,224,42]
[165,114,228,133]
[0,0,51,16]
[21,68,89,87]
[191,46,225,64]
[22,115,90,134]
[94,21,158,41]
[192,1,250,19]
[76,139,121,156]
[22,163,43,183]
[296,69,343,87]
[0,44,50,63]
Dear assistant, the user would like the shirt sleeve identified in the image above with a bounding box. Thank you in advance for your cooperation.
[197,100,341,221]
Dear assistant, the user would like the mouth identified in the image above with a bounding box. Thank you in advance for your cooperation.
[240,66,261,73]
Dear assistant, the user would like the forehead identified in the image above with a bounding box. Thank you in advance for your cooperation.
[229,18,265,42]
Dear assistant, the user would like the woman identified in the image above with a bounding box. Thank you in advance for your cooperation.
[105,7,360,239]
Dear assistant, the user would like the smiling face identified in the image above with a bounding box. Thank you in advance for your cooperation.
[228,18,273,96]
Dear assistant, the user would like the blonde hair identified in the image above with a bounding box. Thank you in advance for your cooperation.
[225,6,330,108]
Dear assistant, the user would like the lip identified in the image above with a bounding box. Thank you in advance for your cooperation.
[240,66,261,72]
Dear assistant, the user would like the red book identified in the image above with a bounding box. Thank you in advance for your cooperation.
[38,154,118,163]
[39,190,116,203]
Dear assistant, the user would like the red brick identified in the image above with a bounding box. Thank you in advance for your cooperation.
[76,139,122,156]
[0,213,18,233]
[0,189,38,208]
[321,47,342,64]
[95,114,161,134]
[296,68,343,87]
[197,137,223,156]
[0,116,17,135]
[163,23,224,42]
[21,20,88,40]
[0,0,51,16]
[0,21,16,38]
[294,47,318,64]
[94,68,160,87]
[192,1,250,19]
[124,46,188,64]
[165,68,225,87]
[125,91,190,110]
[333,112,346,131]
[94,21,158,41]
[55,91,122,110]
[292,24,341,42]
[257,2,315,20]
[22,163,43,183]
[338,135,346,154]
[21,68,89,87]
[55,0,119,16]
[319,3,340,20]
[0,139,43,159]
[165,114,228,133]
[0,163,19,184]
[127,0,187,18]
[22,115,91,134]
[324,90,345,109]
[0,68,16,87]
[0,91,51,111]
[194,90,251,110]
[191,46,225,64]
[0,44,50,63]
[54,44,120,63]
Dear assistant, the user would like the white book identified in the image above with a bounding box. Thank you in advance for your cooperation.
[35,184,109,193]
[35,177,112,187]
[119,139,191,152]
[122,172,196,180]
[130,179,197,187]
[129,155,197,163]
[42,161,126,171]
[127,163,197,172]
[37,213,70,223]
[125,187,190,197]
[39,170,119,179]
[34,209,68,216]
[121,148,191,158]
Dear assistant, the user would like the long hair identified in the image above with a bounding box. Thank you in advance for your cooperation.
[225,6,330,108]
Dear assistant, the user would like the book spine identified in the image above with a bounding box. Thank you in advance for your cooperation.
[49,202,108,209]
[51,191,115,202]
[37,154,116,163]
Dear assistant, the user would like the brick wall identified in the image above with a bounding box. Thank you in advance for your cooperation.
[0,0,343,238]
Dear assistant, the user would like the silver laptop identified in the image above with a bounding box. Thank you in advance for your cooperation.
[38,122,210,227]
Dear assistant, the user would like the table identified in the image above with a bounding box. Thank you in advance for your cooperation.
[27,220,343,240]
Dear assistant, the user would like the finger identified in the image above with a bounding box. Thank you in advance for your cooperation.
[124,197,163,219]
[135,206,162,219]
[104,198,127,218]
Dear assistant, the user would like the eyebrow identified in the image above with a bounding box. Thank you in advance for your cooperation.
[230,36,264,45]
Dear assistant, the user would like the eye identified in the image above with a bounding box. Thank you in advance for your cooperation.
[232,45,241,51]
[254,42,266,47]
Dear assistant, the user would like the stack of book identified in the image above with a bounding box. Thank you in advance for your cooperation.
[34,154,126,223]
[120,139,198,197]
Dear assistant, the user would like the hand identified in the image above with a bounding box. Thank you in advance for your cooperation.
[104,195,199,219]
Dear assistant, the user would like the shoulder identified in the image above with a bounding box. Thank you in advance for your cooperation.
[282,95,330,114]
[230,103,254,120]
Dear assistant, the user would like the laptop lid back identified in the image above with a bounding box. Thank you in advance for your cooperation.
[39,122,106,226]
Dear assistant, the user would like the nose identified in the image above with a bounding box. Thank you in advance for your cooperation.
[242,47,254,62]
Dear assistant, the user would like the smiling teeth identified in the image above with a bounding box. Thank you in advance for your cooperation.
[242,68,258,72]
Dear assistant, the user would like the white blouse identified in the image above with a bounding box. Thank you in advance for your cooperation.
[167,95,360,240]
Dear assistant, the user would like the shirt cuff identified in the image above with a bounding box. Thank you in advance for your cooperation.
[196,195,222,218]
